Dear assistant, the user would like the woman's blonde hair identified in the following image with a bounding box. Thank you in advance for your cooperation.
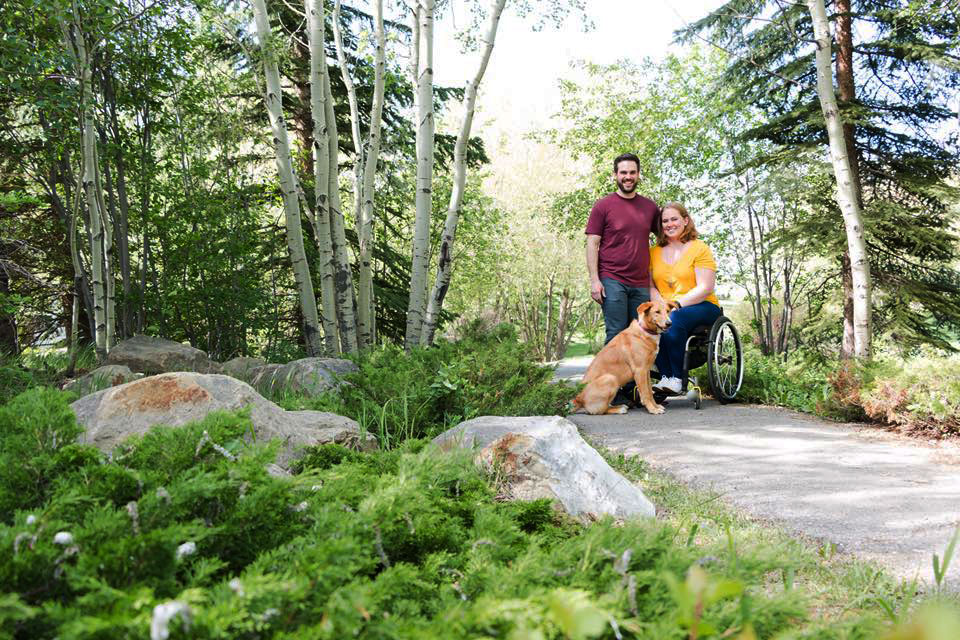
[655,202,699,246]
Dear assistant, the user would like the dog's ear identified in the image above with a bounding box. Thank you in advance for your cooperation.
[667,300,681,312]
[636,302,653,317]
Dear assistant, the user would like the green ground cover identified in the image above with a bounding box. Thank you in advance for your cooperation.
[2,327,958,637]
[4,387,957,639]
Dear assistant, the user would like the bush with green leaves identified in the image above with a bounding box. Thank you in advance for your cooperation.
[279,322,575,447]
[737,344,960,436]
[849,353,960,437]
[2,387,902,639]
[0,346,98,405]
[731,344,835,414]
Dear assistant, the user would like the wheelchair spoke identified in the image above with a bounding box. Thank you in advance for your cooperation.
[706,316,743,403]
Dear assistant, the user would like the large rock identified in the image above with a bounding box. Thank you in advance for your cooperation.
[70,372,376,469]
[63,365,142,397]
[433,416,655,521]
[249,357,357,396]
[106,336,222,375]
[221,356,266,381]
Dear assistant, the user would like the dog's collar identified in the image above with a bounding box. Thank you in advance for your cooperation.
[641,325,661,337]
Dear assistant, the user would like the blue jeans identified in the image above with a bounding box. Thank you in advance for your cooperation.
[655,301,722,378]
[600,277,650,344]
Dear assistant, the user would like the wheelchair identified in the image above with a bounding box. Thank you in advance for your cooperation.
[650,312,744,409]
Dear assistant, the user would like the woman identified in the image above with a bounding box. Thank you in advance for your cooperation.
[649,202,721,394]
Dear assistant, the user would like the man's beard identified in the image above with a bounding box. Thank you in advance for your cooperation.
[617,179,637,194]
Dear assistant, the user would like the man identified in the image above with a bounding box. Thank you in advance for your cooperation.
[585,153,660,401]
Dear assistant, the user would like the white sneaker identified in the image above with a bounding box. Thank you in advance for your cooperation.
[653,376,682,395]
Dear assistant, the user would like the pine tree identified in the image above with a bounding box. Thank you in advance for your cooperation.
[681,0,960,352]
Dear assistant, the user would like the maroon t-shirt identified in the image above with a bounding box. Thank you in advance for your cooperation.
[585,193,658,287]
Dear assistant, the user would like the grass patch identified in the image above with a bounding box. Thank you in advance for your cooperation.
[0,345,98,404]
[562,340,597,359]
[599,446,960,636]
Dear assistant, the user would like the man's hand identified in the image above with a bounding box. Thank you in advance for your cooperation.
[590,279,605,304]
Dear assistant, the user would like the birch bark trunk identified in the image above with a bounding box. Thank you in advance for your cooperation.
[333,0,386,347]
[358,0,386,347]
[62,4,109,361]
[331,0,366,346]
[252,0,324,356]
[94,151,116,349]
[834,0,862,359]
[405,0,436,350]
[420,0,506,345]
[323,68,360,353]
[307,0,340,355]
[102,63,132,339]
[807,0,872,358]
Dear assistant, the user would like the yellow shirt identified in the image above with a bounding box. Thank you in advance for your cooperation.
[650,239,719,306]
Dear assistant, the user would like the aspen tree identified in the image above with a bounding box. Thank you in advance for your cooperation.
[60,1,109,360]
[807,0,871,358]
[421,0,506,345]
[405,0,436,350]
[323,67,359,353]
[332,0,385,348]
[252,0,324,356]
[307,0,340,354]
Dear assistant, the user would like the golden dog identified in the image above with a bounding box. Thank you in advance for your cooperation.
[571,300,677,415]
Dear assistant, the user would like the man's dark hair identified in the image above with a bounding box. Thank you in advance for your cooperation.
[613,153,640,173]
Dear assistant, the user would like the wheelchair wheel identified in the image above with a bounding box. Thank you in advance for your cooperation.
[706,316,743,404]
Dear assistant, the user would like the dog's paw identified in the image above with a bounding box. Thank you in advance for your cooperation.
[614,404,629,414]
[646,403,665,415]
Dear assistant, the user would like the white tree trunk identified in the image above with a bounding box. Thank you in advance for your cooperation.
[62,5,109,361]
[252,0,324,356]
[358,0,386,347]
[405,0,436,350]
[323,68,360,353]
[307,0,340,355]
[808,0,872,358]
[332,0,366,341]
[333,0,385,348]
[94,156,116,349]
[421,0,506,345]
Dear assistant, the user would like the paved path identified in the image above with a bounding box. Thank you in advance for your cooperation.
[556,358,960,588]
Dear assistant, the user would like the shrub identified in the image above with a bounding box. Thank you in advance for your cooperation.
[858,354,960,437]
[736,344,834,414]
[0,388,84,521]
[279,323,574,447]
[1,394,867,639]
[0,358,37,405]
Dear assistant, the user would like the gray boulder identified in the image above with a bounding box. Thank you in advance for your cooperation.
[434,416,655,521]
[106,335,222,375]
[63,365,142,397]
[70,372,376,470]
[249,357,357,396]
[221,356,267,381]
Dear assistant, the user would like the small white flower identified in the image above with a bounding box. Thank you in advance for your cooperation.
[292,501,309,512]
[311,485,323,491]
[229,578,245,596]
[25,515,36,526]
[53,531,73,545]
[176,541,197,560]
[150,601,191,640]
